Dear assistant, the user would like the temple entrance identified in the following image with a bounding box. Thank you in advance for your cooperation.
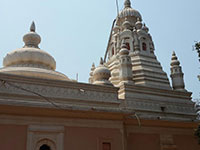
[39,144,51,150]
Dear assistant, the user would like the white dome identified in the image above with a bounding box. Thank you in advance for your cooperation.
[3,48,56,70]
[0,22,70,81]
[92,58,112,86]
[119,7,142,20]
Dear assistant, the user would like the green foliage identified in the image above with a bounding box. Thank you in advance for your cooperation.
[194,42,200,62]
[194,42,200,144]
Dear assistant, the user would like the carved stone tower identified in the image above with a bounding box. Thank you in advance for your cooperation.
[170,51,186,91]
[103,0,171,89]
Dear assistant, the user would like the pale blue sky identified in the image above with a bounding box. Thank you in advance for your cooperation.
[0,0,199,99]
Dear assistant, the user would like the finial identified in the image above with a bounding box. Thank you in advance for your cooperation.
[100,57,104,65]
[142,23,149,33]
[23,21,41,48]
[30,21,36,32]
[124,0,131,8]
[171,51,180,66]
[92,62,95,68]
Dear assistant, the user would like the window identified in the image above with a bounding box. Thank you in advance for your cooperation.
[40,144,51,150]
[112,48,114,56]
[102,142,111,150]
[142,42,147,51]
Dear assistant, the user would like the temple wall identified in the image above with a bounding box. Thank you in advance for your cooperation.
[0,124,27,150]
[174,135,200,150]
[64,127,123,150]
[126,126,200,150]
[127,133,160,150]
[0,123,200,150]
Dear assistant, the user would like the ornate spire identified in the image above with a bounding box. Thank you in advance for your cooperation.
[170,51,185,91]
[89,63,96,84]
[30,21,36,32]
[124,0,131,8]
[171,51,180,66]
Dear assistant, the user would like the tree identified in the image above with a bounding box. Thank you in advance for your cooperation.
[194,42,200,144]
[195,42,200,62]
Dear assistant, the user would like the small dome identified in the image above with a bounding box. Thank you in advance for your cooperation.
[135,18,142,30]
[93,58,112,86]
[122,18,131,30]
[119,7,142,20]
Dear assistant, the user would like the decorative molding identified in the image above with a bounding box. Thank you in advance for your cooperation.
[0,81,118,104]
[0,115,124,129]
[126,126,194,135]
[126,99,195,116]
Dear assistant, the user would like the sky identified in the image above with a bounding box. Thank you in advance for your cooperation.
[0,0,199,99]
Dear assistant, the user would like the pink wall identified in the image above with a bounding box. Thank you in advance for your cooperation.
[127,133,160,150]
[0,125,27,150]
[174,135,200,150]
[64,127,123,150]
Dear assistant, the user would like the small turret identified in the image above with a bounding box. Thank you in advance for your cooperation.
[170,51,186,91]
[89,63,95,84]
[119,40,133,84]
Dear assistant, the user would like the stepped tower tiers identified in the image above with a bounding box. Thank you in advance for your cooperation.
[0,22,70,81]
[103,0,171,89]
[170,51,186,91]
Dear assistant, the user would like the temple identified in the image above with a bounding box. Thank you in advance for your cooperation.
[0,0,199,150]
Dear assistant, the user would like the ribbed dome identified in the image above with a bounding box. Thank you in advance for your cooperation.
[119,7,142,19]
[0,22,70,81]
[118,0,142,20]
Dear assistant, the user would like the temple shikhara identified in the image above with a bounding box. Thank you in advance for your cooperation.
[0,0,199,150]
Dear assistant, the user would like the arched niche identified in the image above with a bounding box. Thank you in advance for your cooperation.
[35,139,56,150]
